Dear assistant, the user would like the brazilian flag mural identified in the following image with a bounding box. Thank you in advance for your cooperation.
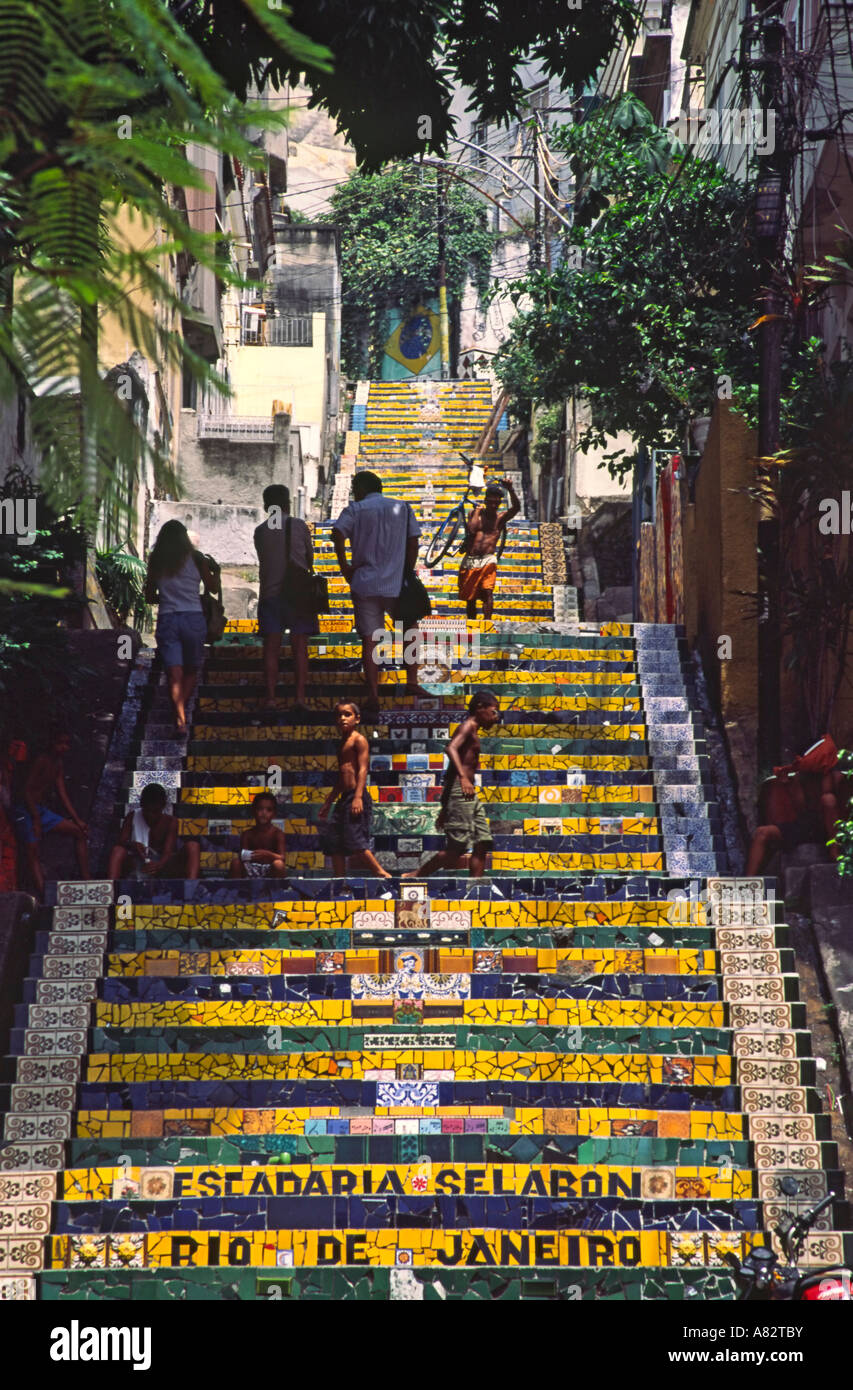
[382,301,441,380]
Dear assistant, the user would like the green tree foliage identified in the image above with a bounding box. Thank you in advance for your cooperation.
[330,166,495,379]
[493,95,759,475]
[0,512,85,721]
[170,0,642,169]
[737,357,853,742]
[0,0,329,525]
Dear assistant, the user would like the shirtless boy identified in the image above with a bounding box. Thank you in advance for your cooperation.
[15,729,90,897]
[404,688,500,878]
[107,782,200,881]
[229,791,288,878]
[458,478,520,620]
[318,700,391,878]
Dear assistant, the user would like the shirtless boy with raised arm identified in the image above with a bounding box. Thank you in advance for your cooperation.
[458,477,520,620]
[318,700,391,878]
[403,688,500,879]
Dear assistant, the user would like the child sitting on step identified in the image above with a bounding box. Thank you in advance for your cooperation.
[229,790,288,878]
[107,782,200,880]
[13,728,90,898]
[318,700,391,879]
[403,688,499,879]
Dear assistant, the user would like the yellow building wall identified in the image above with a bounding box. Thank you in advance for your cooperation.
[229,317,326,428]
[99,206,160,368]
[683,402,760,827]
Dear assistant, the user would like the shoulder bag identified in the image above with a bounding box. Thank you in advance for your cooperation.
[198,552,227,643]
[285,517,329,614]
[394,565,432,625]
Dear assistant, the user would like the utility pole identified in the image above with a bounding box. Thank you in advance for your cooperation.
[436,169,450,379]
[754,3,788,771]
[531,122,542,271]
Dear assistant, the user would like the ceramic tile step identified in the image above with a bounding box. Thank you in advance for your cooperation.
[95,919,791,954]
[75,1045,758,1082]
[213,632,640,655]
[95,970,728,1003]
[56,1102,834,1148]
[196,680,652,700]
[48,1226,853,1274]
[184,849,670,876]
[61,1135,761,1171]
[72,1083,753,1118]
[215,642,589,669]
[142,786,670,810]
[74,1092,767,1142]
[108,884,769,917]
[176,769,671,790]
[70,878,751,913]
[171,798,669,819]
[51,1197,775,1236]
[80,996,744,1030]
[102,930,760,957]
[195,678,651,700]
[57,1159,767,1202]
[185,719,655,742]
[182,836,671,865]
[46,883,777,921]
[23,1266,805,1300]
[182,740,659,761]
[95,977,800,1015]
[192,694,654,716]
[174,808,695,836]
[177,818,672,846]
[97,945,726,977]
[75,1028,811,1068]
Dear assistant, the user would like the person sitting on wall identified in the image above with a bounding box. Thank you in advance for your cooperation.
[107,782,201,881]
[745,734,848,875]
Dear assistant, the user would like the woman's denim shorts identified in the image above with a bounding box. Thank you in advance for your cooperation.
[156,610,207,670]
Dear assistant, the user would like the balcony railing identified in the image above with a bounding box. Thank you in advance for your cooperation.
[197,414,275,441]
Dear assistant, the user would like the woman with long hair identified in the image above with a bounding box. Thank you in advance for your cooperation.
[145,521,217,734]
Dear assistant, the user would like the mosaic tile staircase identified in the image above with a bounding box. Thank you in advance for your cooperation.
[1,382,850,1301]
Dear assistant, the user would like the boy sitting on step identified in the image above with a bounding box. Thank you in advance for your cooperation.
[229,791,288,878]
[403,688,499,879]
[14,728,90,899]
[318,700,391,879]
[107,783,200,880]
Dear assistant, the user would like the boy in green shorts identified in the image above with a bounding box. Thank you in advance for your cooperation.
[403,688,499,879]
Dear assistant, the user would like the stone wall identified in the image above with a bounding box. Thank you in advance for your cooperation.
[177,410,300,507]
[149,500,265,566]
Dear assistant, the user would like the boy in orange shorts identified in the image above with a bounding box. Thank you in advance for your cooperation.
[458,477,520,619]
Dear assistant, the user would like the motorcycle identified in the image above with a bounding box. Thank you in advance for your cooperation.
[725,1187,851,1300]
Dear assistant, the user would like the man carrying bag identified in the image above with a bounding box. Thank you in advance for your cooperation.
[254,484,326,719]
[332,470,430,717]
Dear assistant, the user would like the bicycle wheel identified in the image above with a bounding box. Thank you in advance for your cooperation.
[424,507,463,566]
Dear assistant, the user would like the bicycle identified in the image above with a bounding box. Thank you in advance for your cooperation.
[422,452,512,567]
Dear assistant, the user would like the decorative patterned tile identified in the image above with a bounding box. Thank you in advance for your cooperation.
[0,1238,43,1274]
[0,1277,37,1300]
[55,882,114,907]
